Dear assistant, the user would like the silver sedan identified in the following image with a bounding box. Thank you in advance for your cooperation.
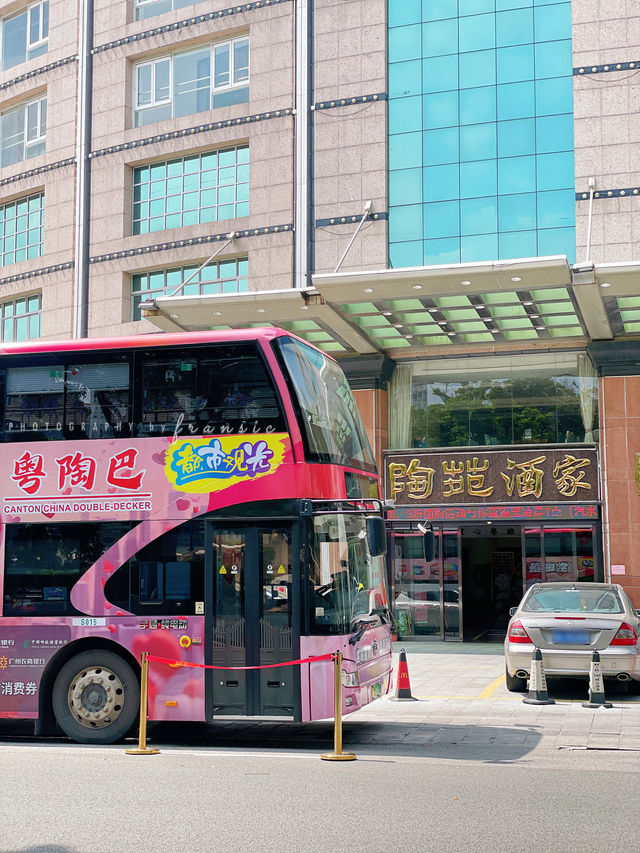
[504,582,640,692]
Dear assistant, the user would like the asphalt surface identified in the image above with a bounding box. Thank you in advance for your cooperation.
[2,642,640,853]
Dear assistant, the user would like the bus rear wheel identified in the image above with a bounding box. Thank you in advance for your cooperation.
[52,650,140,745]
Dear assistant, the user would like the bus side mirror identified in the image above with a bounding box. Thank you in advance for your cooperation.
[418,522,435,562]
[366,516,387,557]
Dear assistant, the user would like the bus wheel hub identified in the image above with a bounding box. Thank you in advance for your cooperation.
[69,667,124,728]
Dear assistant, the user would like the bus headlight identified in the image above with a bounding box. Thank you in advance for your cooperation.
[355,644,372,665]
[341,670,360,687]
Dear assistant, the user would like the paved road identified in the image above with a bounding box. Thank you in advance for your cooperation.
[1,643,639,853]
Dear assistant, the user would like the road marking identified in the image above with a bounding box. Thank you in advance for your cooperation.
[476,673,506,700]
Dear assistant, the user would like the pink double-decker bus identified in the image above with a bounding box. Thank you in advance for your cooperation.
[0,328,392,743]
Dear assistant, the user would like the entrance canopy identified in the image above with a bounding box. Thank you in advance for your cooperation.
[141,256,640,357]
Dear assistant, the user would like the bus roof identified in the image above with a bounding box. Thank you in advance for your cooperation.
[0,327,324,358]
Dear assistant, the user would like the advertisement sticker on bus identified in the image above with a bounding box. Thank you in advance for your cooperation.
[165,434,289,493]
[0,627,70,715]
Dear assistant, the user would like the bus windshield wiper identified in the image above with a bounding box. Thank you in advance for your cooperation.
[349,623,370,645]
[370,604,397,633]
[368,605,391,623]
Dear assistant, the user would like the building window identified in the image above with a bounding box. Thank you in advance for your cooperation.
[0,193,44,266]
[1,97,47,167]
[132,146,249,235]
[390,352,598,449]
[131,258,248,319]
[1,294,41,341]
[1,1,49,71]
[134,38,249,127]
[135,0,211,21]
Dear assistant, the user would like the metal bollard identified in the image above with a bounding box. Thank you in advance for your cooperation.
[321,651,356,761]
[125,651,160,755]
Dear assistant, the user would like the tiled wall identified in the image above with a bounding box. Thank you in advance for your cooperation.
[601,374,640,604]
[312,0,388,274]
[573,1,640,263]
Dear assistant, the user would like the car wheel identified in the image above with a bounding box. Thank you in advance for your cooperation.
[505,666,527,693]
[52,650,140,745]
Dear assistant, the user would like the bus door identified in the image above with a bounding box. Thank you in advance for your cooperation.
[205,524,299,718]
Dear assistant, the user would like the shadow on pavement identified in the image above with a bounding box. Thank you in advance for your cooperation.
[141,718,542,764]
[0,717,544,763]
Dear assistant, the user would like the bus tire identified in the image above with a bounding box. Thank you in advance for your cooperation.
[52,650,140,745]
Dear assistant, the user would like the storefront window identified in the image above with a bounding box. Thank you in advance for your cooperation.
[389,351,598,449]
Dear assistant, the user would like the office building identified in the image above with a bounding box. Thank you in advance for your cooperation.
[0,0,638,638]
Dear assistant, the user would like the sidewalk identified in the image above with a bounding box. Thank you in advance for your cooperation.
[349,642,640,752]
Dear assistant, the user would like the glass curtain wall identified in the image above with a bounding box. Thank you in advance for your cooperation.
[389,351,598,449]
[387,0,575,267]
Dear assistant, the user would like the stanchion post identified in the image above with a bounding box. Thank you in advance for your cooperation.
[321,651,356,761]
[125,651,160,755]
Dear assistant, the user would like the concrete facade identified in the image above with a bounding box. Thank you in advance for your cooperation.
[0,0,391,341]
[573,1,640,263]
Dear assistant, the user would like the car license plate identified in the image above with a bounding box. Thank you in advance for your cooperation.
[552,629,589,644]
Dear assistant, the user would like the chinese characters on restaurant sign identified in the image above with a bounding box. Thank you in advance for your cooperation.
[385,448,599,505]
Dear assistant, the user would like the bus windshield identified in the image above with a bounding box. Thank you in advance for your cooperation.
[274,336,376,472]
[308,512,389,634]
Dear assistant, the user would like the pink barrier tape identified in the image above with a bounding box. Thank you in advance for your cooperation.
[145,652,336,671]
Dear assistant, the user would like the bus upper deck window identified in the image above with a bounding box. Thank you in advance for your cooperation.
[5,365,63,440]
[66,362,131,439]
[140,357,197,435]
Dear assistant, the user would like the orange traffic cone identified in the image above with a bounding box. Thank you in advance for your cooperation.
[390,648,418,702]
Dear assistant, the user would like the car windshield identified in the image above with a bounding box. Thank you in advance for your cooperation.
[523,588,624,614]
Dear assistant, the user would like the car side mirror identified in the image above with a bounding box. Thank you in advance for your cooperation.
[366,516,387,557]
[509,606,518,617]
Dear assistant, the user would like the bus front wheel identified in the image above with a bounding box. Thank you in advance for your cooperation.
[52,650,140,745]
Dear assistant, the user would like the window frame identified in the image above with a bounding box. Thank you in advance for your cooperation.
[134,0,218,22]
[0,95,47,167]
[1,0,49,70]
[132,145,250,235]
[130,257,249,320]
[27,0,48,54]
[133,37,250,127]
[0,293,41,342]
[134,56,172,113]
[25,97,46,152]
[0,192,45,267]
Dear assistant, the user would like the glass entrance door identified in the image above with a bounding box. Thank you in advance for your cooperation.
[206,524,297,717]
[391,528,461,640]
